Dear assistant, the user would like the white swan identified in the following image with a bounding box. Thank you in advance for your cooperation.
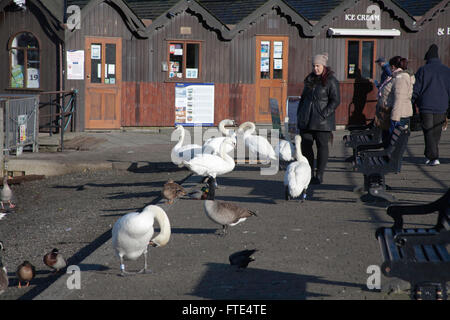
[182,137,235,185]
[112,205,171,276]
[202,119,237,155]
[284,135,311,201]
[238,121,277,162]
[171,125,203,167]
[275,135,295,162]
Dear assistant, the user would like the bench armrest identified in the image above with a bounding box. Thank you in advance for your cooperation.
[387,189,450,229]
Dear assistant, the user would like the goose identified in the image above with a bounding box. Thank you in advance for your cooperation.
[43,248,67,273]
[1,176,15,210]
[238,121,277,162]
[203,178,257,236]
[171,125,203,167]
[229,249,258,269]
[202,119,237,155]
[0,241,7,295]
[162,179,186,204]
[182,137,236,188]
[112,204,171,276]
[284,135,312,201]
[16,260,36,288]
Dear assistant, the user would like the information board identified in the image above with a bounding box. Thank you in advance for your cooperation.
[175,83,214,126]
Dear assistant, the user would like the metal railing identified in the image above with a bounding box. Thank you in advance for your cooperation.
[39,90,77,151]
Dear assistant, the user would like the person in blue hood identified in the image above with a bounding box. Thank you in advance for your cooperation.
[412,44,450,166]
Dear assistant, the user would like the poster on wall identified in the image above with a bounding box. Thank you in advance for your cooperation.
[175,83,214,126]
[67,50,84,80]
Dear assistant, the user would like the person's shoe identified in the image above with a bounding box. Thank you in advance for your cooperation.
[428,159,440,166]
[311,172,323,185]
[425,158,430,165]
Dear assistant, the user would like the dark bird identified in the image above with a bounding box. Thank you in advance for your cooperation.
[184,185,210,200]
[0,241,8,295]
[16,260,36,288]
[229,249,258,269]
[162,179,187,204]
[43,248,67,273]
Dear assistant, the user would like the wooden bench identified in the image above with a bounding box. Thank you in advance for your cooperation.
[343,122,382,163]
[353,125,410,202]
[375,188,450,300]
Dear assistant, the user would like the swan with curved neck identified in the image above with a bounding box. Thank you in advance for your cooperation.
[171,125,203,167]
[202,119,237,155]
[183,137,235,184]
[284,135,311,200]
[275,133,295,162]
[238,121,277,162]
[112,205,171,276]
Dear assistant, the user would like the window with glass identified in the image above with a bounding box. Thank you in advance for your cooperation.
[167,41,201,80]
[346,39,375,79]
[9,32,40,89]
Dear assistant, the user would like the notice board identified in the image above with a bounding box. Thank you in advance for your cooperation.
[175,83,214,126]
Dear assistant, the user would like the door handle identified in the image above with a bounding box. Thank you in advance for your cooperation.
[86,75,90,79]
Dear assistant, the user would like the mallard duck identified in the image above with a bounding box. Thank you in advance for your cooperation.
[112,205,171,276]
[43,248,67,273]
[203,179,257,236]
[0,241,8,295]
[162,179,186,204]
[1,176,15,210]
[284,135,311,201]
[229,249,258,269]
[202,119,237,155]
[171,125,203,167]
[238,122,277,162]
[16,260,36,288]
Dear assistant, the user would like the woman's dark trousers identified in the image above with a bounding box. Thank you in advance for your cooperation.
[300,130,331,181]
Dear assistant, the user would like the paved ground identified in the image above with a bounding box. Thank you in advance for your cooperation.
[0,127,448,302]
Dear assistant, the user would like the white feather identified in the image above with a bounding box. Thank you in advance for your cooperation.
[239,122,277,161]
[202,119,237,155]
[275,138,295,161]
[284,135,311,198]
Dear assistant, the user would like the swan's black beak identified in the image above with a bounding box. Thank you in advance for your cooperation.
[149,241,159,247]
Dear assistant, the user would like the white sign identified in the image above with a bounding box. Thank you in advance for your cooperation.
[27,68,39,88]
[437,27,450,36]
[186,68,198,79]
[67,50,84,80]
[91,44,101,59]
[344,4,381,29]
[175,83,214,126]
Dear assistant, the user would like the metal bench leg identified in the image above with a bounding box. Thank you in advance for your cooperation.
[413,282,448,300]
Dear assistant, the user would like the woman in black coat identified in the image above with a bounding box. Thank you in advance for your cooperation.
[297,53,340,184]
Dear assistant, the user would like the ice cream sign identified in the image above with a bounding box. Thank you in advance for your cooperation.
[345,4,381,29]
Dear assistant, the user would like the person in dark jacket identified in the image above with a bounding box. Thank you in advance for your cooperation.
[373,56,392,90]
[297,53,340,184]
[412,44,450,166]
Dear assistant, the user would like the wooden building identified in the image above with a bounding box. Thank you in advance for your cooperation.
[1,0,449,131]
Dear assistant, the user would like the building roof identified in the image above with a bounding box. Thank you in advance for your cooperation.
[197,0,268,25]
[392,0,445,17]
[284,0,343,21]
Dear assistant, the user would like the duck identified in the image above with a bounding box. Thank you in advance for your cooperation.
[229,249,258,269]
[183,185,210,200]
[202,119,237,155]
[16,260,36,288]
[238,121,277,163]
[0,241,8,295]
[182,137,236,188]
[162,179,186,204]
[284,135,311,201]
[1,176,15,210]
[203,178,257,236]
[112,204,171,276]
[43,248,67,273]
[171,125,203,167]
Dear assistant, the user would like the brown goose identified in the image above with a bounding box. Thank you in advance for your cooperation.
[43,248,67,273]
[16,260,36,288]
[162,179,186,204]
[0,242,7,295]
[203,179,257,236]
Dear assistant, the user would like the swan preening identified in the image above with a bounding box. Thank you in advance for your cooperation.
[171,125,203,167]
[284,135,311,201]
[112,205,171,276]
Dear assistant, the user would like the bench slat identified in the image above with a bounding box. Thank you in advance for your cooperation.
[405,229,427,262]
[384,228,402,261]
[417,229,441,262]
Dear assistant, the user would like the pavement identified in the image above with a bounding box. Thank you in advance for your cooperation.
[4,126,450,302]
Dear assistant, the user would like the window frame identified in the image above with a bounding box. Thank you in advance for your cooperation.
[7,31,42,90]
[166,40,202,82]
[345,38,377,81]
